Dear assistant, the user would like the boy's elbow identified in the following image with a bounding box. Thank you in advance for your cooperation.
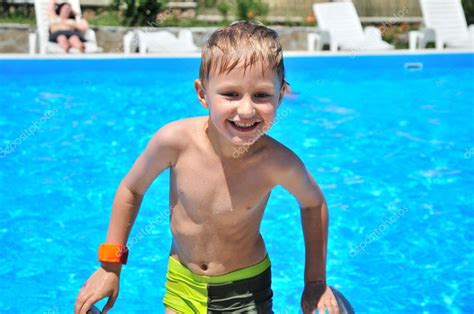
[120,177,146,198]
[300,198,327,215]
[127,184,145,199]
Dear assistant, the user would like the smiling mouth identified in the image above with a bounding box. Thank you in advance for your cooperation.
[228,120,261,132]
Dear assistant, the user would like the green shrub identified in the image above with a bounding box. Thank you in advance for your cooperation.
[217,0,231,21]
[462,0,474,25]
[112,0,168,26]
[235,0,269,20]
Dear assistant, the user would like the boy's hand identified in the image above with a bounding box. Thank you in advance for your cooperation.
[301,282,339,314]
[74,265,120,314]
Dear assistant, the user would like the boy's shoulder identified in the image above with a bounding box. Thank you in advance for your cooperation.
[262,135,305,172]
[262,136,313,189]
[264,135,299,158]
[158,116,205,134]
[149,116,205,151]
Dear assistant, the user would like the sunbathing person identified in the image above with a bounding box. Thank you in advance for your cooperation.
[48,0,89,52]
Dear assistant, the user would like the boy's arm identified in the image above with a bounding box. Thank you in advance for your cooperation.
[102,123,182,271]
[275,153,328,283]
[274,151,339,313]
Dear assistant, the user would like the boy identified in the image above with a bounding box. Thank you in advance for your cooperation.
[74,21,339,314]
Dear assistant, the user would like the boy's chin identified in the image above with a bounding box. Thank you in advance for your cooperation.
[228,135,260,146]
[229,138,251,146]
[228,127,268,145]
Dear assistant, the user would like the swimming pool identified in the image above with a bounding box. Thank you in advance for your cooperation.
[0,52,473,313]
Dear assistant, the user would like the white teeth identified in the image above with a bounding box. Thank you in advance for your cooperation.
[234,121,256,128]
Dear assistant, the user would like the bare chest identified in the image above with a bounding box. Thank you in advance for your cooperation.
[170,151,273,219]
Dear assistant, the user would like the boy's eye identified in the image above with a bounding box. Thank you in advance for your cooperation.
[255,93,271,98]
[222,92,238,97]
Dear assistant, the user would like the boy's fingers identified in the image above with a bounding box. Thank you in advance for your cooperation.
[332,300,340,314]
[74,289,91,314]
[80,300,94,314]
[102,293,118,313]
[326,300,335,314]
[318,304,325,314]
[80,293,105,314]
[74,290,94,314]
[327,303,334,314]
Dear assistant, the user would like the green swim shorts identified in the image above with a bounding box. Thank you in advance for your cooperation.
[163,255,274,313]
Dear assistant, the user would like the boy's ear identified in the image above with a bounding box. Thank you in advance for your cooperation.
[277,82,287,106]
[194,79,208,109]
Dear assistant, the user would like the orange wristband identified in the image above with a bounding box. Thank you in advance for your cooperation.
[98,243,129,264]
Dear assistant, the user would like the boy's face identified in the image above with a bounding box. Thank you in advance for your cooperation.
[195,60,285,146]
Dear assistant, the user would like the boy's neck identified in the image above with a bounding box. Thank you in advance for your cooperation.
[204,117,262,159]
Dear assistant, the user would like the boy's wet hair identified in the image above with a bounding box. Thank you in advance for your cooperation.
[199,20,286,88]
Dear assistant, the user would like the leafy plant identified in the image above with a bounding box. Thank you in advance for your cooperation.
[235,0,268,20]
[112,0,168,26]
[217,0,231,21]
[462,0,474,24]
[202,0,218,8]
[88,10,122,26]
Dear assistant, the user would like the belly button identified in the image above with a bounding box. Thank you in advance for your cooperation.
[200,263,208,271]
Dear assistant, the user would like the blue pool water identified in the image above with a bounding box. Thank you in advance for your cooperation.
[0,53,473,313]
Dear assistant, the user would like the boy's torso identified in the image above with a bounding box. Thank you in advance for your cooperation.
[167,116,287,276]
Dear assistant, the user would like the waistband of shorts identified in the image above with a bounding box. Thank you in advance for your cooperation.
[167,254,271,284]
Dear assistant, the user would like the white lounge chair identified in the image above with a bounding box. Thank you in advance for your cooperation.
[123,29,199,54]
[29,0,102,54]
[410,0,474,50]
[307,1,394,52]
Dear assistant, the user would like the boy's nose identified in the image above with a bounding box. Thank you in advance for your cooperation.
[237,100,256,117]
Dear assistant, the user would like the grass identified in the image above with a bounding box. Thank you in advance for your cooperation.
[87,10,123,27]
[0,15,35,25]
